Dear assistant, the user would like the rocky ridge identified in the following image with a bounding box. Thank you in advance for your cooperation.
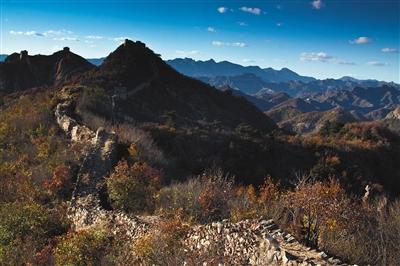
[54,85,352,265]
[0,48,94,94]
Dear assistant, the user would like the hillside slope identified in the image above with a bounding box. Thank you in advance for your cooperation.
[271,108,360,134]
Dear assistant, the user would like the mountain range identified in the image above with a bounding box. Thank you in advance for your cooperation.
[0,41,276,133]
[1,46,398,135]
[219,84,399,134]
[166,58,315,84]
[2,54,397,96]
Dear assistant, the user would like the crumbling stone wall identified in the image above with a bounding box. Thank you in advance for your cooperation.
[185,219,348,266]
[55,95,151,239]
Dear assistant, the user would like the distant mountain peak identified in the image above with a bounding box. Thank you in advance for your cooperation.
[0,47,94,93]
[77,40,277,132]
[87,39,177,89]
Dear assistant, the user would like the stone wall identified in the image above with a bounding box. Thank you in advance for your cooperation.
[55,94,151,240]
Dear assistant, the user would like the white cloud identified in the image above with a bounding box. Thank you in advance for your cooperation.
[311,0,323,9]
[10,30,43,37]
[350,36,372,44]
[86,35,104,40]
[212,41,247,48]
[217,7,228,13]
[207,27,216,33]
[381,47,398,53]
[367,61,388,66]
[300,52,332,62]
[175,50,200,57]
[43,30,73,36]
[238,22,248,26]
[10,29,75,39]
[53,37,79,41]
[232,42,247,47]
[25,31,44,36]
[239,7,262,15]
[9,30,24,35]
[336,60,356,65]
[300,52,356,65]
[111,37,130,42]
[212,41,224,47]
[242,59,256,63]
[276,22,283,27]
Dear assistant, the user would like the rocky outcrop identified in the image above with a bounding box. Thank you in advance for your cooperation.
[385,107,400,120]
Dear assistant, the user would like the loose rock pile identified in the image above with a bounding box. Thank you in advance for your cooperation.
[185,219,349,265]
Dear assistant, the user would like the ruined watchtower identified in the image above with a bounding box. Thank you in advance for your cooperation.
[20,50,28,60]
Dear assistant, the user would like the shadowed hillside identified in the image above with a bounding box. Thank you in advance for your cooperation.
[78,40,277,132]
[0,48,94,95]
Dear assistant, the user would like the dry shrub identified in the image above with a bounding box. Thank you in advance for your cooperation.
[255,176,286,222]
[228,176,285,224]
[198,170,234,222]
[229,185,258,222]
[106,160,163,214]
[283,177,358,247]
[156,169,234,223]
[75,87,112,129]
[156,178,203,222]
[113,123,166,166]
[321,200,400,266]
[0,173,42,203]
[79,111,110,131]
[0,202,68,265]
[0,90,79,204]
[133,215,189,265]
[43,164,74,199]
[54,228,112,266]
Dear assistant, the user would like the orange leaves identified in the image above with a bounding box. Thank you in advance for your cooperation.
[258,176,280,203]
[282,177,360,247]
[106,159,164,213]
[325,155,341,167]
[112,159,163,189]
[43,165,71,196]
[198,186,217,218]
[128,143,138,159]
[196,172,234,222]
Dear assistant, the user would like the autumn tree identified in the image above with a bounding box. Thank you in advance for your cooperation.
[106,160,163,214]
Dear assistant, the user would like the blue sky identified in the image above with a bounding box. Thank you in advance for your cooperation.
[0,0,399,82]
